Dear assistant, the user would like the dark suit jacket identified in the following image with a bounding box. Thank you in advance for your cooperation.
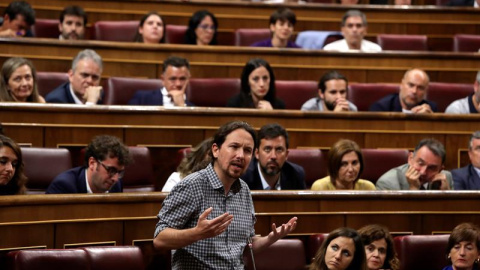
[128,90,194,106]
[241,159,306,190]
[447,0,474,6]
[452,164,480,190]
[45,82,76,104]
[45,166,122,194]
[369,93,438,112]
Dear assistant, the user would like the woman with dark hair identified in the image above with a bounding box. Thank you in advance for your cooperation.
[184,10,218,45]
[227,58,285,110]
[0,134,27,195]
[311,139,375,190]
[310,227,368,270]
[0,57,45,103]
[133,12,165,44]
[358,224,400,270]
[443,223,480,270]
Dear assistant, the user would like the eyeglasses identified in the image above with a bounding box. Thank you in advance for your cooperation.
[197,24,216,31]
[98,161,125,178]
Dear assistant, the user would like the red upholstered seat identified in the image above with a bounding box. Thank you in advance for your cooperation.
[7,249,89,270]
[427,82,474,112]
[36,72,69,97]
[244,239,306,270]
[234,28,271,46]
[93,21,138,42]
[104,77,163,105]
[32,18,60,38]
[22,147,72,194]
[394,234,449,270]
[307,233,329,263]
[377,34,428,51]
[348,83,400,111]
[360,149,409,184]
[187,78,241,107]
[82,246,145,270]
[123,147,155,192]
[275,80,318,110]
[165,25,187,44]
[453,34,480,52]
[287,149,327,188]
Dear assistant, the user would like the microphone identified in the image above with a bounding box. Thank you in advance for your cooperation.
[248,237,257,270]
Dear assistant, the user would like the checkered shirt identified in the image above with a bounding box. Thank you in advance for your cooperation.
[155,164,256,269]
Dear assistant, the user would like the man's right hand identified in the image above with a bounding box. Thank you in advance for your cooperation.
[405,165,422,190]
[333,98,350,112]
[83,86,102,104]
[195,207,233,240]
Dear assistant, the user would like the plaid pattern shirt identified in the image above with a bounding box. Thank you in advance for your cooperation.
[155,164,256,269]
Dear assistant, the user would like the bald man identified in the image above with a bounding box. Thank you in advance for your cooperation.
[369,69,438,113]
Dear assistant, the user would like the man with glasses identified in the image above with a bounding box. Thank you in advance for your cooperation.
[323,10,382,52]
[46,49,103,105]
[46,135,130,194]
[129,56,194,106]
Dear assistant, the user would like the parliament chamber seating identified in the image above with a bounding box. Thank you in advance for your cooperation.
[243,239,306,270]
[122,147,155,192]
[104,77,163,105]
[21,147,72,194]
[287,149,327,188]
[234,28,271,46]
[36,72,69,98]
[165,25,187,44]
[427,82,474,112]
[360,149,409,184]
[187,78,241,107]
[93,20,138,42]
[453,34,480,52]
[275,80,317,110]
[377,34,429,51]
[6,249,90,270]
[82,246,145,270]
[32,19,60,39]
[307,234,328,263]
[394,234,449,270]
[348,83,400,111]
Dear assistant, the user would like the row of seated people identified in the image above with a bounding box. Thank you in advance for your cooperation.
[1,51,477,114]
[2,3,479,52]
[4,223,476,270]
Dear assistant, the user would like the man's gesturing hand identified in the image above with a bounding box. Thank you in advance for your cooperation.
[195,207,233,240]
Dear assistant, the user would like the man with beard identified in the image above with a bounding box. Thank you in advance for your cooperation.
[370,69,438,113]
[376,138,453,190]
[301,70,357,112]
[241,123,306,190]
[58,6,87,40]
[154,121,298,269]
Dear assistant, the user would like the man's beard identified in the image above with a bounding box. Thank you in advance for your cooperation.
[260,161,280,176]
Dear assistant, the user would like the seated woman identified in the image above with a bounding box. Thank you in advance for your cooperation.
[311,139,375,190]
[310,227,368,270]
[133,12,165,44]
[162,138,212,192]
[227,58,285,110]
[443,223,480,270]
[0,57,45,103]
[184,10,218,46]
[0,134,27,195]
[358,224,400,270]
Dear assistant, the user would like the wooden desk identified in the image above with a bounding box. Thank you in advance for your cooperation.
[1,38,478,83]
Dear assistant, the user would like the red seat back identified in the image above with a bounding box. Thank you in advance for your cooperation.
[348,83,400,111]
[32,18,60,38]
[377,34,428,51]
[36,72,69,97]
[287,149,328,188]
[7,249,89,270]
[94,21,138,42]
[360,149,409,184]
[82,246,145,270]
[275,80,318,110]
[235,28,271,46]
[427,82,474,112]
[122,147,155,192]
[244,239,306,270]
[104,77,163,105]
[453,34,480,52]
[394,234,449,270]
[307,233,329,263]
[22,147,72,194]
[187,78,241,107]
[165,25,187,44]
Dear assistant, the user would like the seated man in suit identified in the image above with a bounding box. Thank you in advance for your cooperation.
[46,135,130,194]
[46,49,103,104]
[452,131,480,190]
[301,70,358,112]
[58,5,87,40]
[241,123,306,190]
[445,71,480,114]
[376,138,453,190]
[370,69,437,113]
[0,1,35,38]
[129,56,194,106]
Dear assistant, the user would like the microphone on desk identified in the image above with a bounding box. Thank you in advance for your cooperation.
[248,237,257,270]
